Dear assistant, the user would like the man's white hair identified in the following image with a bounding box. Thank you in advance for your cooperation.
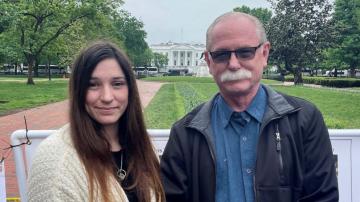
[206,12,267,50]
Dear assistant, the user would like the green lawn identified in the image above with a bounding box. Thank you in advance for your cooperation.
[272,86,360,128]
[0,78,69,116]
[145,79,360,129]
[142,76,282,85]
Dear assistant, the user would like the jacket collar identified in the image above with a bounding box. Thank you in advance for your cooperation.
[261,85,297,122]
[187,84,298,137]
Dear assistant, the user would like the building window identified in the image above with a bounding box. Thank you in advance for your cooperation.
[174,60,177,66]
[196,61,198,66]
[187,60,190,66]
[196,53,198,58]
[187,52,191,57]
[181,52,184,57]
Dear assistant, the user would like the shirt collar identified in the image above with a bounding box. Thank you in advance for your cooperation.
[214,94,234,128]
[214,85,267,128]
[245,85,267,123]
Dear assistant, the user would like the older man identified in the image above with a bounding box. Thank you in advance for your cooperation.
[160,12,338,202]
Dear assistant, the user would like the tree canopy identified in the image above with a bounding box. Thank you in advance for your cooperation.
[325,0,360,77]
[233,5,272,27]
[267,0,333,84]
[0,0,151,84]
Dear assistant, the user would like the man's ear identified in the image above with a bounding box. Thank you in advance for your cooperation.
[262,42,271,68]
[204,52,213,75]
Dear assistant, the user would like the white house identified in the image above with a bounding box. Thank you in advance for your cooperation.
[150,42,210,76]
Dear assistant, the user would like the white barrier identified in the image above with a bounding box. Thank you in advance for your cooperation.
[10,129,170,202]
[328,129,360,202]
[10,129,360,202]
[0,161,5,202]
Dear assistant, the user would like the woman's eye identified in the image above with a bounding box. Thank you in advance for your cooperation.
[88,82,99,89]
[113,81,126,87]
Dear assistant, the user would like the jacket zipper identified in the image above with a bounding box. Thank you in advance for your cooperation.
[253,116,281,201]
[275,124,284,172]
[253,108,301,201]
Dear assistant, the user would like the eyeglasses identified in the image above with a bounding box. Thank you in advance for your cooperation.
[209,43,263,63]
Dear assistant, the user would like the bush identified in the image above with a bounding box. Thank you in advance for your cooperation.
[283,75,360,88]
[263,74,285,81]
[284,75,294,82]
[303,77,360,88]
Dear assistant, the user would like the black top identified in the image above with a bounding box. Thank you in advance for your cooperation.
[112,150,139,202]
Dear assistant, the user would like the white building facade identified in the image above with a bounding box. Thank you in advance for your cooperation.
[150,42,210,76]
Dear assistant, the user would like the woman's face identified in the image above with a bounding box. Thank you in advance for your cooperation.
[85,58,129,127]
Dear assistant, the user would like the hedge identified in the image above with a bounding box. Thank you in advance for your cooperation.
[284,76,360,88]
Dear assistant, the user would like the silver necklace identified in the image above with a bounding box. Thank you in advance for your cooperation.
[116,152,127,181]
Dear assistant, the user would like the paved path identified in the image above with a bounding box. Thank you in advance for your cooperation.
[0,80,163,198]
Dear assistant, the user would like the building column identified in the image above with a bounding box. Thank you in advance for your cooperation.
[178,51,181,67]
[169,51,173,67]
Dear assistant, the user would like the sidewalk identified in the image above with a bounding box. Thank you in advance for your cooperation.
[0,80,163,198]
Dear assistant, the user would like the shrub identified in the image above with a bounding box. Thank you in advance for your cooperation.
[284,75,294,82]
[283,75,360,88]
[302,77,360,88]
[262,74,285,81]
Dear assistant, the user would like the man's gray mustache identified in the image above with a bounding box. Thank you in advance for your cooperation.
[220,69,252,82]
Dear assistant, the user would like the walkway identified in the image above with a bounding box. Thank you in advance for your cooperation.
[0,80,163,198]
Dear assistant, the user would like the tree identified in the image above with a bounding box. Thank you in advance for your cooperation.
[113,11,150,67]
[267,0,333,84]
[153,52,169,70]
[233,5,272,27]
[329,0,360,77]
[0,28,24,74]
[1,0,124,84]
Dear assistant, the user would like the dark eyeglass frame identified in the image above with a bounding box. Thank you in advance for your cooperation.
[209,43,263,63]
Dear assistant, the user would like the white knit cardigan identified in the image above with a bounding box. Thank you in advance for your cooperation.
[27,124,131,202]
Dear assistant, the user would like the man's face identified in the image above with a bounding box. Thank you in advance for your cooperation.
[205,16,270,98]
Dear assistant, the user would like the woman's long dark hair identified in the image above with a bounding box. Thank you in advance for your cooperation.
[69,41,164,202]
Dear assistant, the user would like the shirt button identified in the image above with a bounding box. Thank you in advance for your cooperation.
[246,168,252,174]
[242,136,247,141]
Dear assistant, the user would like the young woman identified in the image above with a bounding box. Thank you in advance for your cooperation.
[28,41,164,202]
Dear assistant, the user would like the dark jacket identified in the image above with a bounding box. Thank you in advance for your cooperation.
[160,85,338,202]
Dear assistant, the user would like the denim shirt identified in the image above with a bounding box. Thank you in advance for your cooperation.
[211,85,267,202]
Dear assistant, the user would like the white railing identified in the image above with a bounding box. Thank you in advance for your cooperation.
[10,129,360,202]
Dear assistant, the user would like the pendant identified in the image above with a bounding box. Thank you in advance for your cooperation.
[117,168,127,181]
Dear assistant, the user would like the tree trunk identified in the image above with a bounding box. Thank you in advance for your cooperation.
[34,60,39,77]
[350,66,356,78]
[15,63,18,75]
[334,68,338,77]
[47,60,52,81]
[294,67,303,85]
[26,58,35,85]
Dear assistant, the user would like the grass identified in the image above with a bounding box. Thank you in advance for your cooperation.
[0,78,69,116]
[142,75,282,85]
[272,86,360,128]
[142,76,215,83]
[144,77,360,129]
[144,84,184,128]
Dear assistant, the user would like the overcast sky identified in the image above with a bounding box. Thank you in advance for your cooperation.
[122,0,271,45]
